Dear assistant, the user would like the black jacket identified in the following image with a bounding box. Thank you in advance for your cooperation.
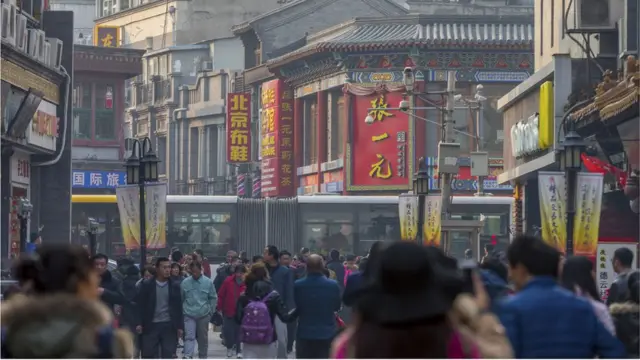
[100,270,124,312]
[234,280,294,342]
[610,302,639,358]
[607,271,633,306]
[119,272,140,330]
[214,263,232,292]
[135,278,184,331]
[326,260,345,291]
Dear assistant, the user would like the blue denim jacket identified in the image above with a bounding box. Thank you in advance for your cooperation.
[181,275,217,318]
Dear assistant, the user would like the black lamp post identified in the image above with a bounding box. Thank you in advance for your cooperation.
[558,129,587,256]
[17,198,32,253]
[413,157,430,245]
[125,137,160,266]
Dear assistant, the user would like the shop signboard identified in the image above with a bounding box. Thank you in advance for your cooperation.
[27,100,58,152]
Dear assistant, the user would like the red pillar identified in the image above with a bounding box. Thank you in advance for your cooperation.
[414,82,427,164]
[342,91,351,195]
[293,97,303,190]
[316,90,328,193]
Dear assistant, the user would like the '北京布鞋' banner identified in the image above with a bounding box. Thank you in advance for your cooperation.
[398,193,418,241]
[423,195,442,247]
[226,92,252,164]
[116,185,141,250]
[538,171,568,253]
[573,173,604,257]
[145,183,167,249]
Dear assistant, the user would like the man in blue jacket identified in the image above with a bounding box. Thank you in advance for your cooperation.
[496,235,626,358]
[294,254,341,359]
[264,245,295,359]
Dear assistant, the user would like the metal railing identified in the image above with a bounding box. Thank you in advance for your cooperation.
[175,178,234,195]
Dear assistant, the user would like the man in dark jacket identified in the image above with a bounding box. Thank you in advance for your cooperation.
[214,250,238,291]
[479,255,511,310]
[119,264,141,335]
[326,249,346,292]
[135,257,184,359]
[294,254,341,358]
[607,247,635,305]
[264,245,294,359]
[92,253,124,312]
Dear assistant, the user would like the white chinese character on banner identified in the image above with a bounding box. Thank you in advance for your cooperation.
[90,173,103,186]
[73,172,85,186]
[106,173,120,187]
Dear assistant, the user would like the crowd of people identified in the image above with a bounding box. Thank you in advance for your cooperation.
[0,235,638,359]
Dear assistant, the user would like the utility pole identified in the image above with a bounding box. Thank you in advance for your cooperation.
[439,71,456,218]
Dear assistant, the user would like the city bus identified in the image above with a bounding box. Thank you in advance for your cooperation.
[72,195,513,262]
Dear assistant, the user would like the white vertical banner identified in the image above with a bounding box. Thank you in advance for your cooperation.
[145,182,167,249]
[573,173,604,257]
[398,193,418,241]
[538,171,568,253]
[116,185,141,250]
[423,195,442,247]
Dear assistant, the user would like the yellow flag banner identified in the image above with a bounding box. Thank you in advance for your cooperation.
[145,183,167,249]
[538,172,568,253]
[398,193,418,241]
[573,173,604,257]
[116,185,141,250]
[423,195,442,247]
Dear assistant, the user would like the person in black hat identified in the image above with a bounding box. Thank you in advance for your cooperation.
[351,242,463,358]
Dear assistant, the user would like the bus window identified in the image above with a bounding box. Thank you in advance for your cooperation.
[300,204,354,256]
[357,204,400,255]
[169,204,234,260]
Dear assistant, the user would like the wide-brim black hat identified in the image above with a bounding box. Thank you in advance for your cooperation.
[357,242,463,325]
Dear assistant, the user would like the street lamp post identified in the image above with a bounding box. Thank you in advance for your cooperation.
[558,129,587,256]
[413,158,430,244]
[87,217,99,256]
[125,137,161,266]
[17,198,32,253]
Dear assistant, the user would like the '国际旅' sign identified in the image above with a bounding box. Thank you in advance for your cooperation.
[72,170,127,188]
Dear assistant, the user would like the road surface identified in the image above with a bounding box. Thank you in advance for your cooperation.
[182,326,296,358]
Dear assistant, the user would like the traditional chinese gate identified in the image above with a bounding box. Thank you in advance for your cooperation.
[441,219,485,261]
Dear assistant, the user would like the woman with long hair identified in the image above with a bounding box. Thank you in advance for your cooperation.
[1,244,134,358]
[235,262,294,358]
[560,256,616,334]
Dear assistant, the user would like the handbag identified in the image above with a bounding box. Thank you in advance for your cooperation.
[210,311,223,327]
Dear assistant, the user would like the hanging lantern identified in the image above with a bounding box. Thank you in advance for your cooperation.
[105,87,113,109]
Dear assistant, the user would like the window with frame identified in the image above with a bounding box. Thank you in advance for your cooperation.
[358,204,400,255]
[300,204,354,255]
[95,84,116,140]
[171,209,233,259]
[72,82,92,139]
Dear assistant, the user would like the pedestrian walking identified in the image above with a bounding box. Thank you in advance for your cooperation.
[610,271,639,358]
[478,255,511,310]
[181,261,217,359]
[215,251,239,291]
[263,245,295,359]
[218,264,247,358]
[92,253,125,313]
[560,255,616,334]
[193,249,212,279]
[496,235,626,358]
[279,250,296,354]
[171,262,185,282]
[326,249,346,292]
[235,262,295,359]
[607,247,635,305]
[136,257,184,359]
[1,244,134,358]
[294,254,341,358]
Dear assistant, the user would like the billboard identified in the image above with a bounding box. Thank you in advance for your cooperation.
[260,79,295,197]
[226,92,252,163]
[94,26,120,48]
[346,90,412,191]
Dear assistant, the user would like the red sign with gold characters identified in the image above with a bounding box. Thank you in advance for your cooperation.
[260,79,295,197]
[226,92,252,163]
[347,90,412,191]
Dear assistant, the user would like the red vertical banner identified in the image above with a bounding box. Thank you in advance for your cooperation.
[260,80,295,197]
[226,92,252,163]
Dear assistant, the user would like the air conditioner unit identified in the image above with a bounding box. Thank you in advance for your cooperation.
[27,28,40,59]
[15,13,26,51]
[202,61,213,71]
[36,30,46,63]
[46,37,63,70]
[43,41,51,66]
[575,0,615,31]
[1,3,17,46]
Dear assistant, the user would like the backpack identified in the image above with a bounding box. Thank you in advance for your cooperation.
[240,291,276,345]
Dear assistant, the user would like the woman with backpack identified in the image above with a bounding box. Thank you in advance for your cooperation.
[235,262,295,359]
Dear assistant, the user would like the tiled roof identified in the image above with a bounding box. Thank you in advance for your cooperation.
[267,16,533,68]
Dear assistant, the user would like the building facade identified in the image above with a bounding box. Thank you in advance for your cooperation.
[1,4,74,256]
[498,0,639,240]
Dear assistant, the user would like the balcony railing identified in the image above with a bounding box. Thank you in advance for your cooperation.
[175,178,233,195]
[154,79,171,103]
[135,83,151,106]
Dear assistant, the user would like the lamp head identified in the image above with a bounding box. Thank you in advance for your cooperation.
[364,114,375,125]
[399,99,410,112]
[402,67,415,92]
[88,217,99,233]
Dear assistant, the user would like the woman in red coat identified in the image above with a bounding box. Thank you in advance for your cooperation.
[217,265,246,357]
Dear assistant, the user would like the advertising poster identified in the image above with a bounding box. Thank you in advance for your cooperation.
[573,173,604,257]
[116,185,141,250]
[398,193,418,241]
[423,195,442,247]
[145,183,167,249]
[538,171,567,253]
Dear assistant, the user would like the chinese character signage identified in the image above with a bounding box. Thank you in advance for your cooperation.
[116,186,141,250]
[423,195,442,247]
[347,91,412,191]
[538,172,568,253]
[72,170,127,188]
[596,243,638,301]
[116,183,167,250]
[226,92,251,163]
[398,193,418,241]
[260,79,295,197]
[28,100,58,152]
[573,173,604,257]
[94,26,119,48]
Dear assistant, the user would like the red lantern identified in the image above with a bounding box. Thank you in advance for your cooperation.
[105,87,113,109]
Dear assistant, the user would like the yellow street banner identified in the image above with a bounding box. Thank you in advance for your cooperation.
[145,183,167,249]
[423,195,442,247]
[573,173,604,257]
[398,193,418,241]
[538,171,567,253]
[116,185,141,250]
